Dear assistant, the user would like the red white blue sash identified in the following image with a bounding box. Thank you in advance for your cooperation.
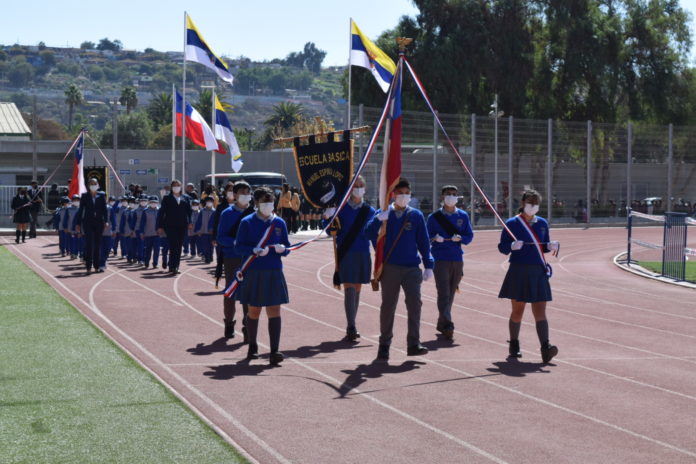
[224,216,277,298]
[516,215,552,277]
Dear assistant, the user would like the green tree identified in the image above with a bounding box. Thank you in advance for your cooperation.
[88,65,104,81]
[97,38,122,51]
[146,92,173,131]
[7,57,34,87]
[38,41,46,51]
[100,112,152,148]
[80,41,95,50]
[64,83,84,130]
[264,102,305,130]
[195,89,214,125]
[285,42,327,74]
[119,86,138,114]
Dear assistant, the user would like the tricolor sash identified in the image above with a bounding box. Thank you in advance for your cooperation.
[223,216,277,298]
[516,215,552,278]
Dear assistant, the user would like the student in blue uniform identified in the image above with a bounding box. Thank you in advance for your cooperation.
[234,187,291,365]
[120,198,136,263]
[498,189,560,363]
[195,197,216,263]
[132,196,148,265]
[139,196,162,269]
[426,185,474,340]
[159,228,170,270]
[111,196,127,257]
[322,175,375,341]
[364,178,433,360]
[184,199,201,258]
[55,197,70,256]
[63,194,81,259]
[99,200,114,271]
[217,181,255,340]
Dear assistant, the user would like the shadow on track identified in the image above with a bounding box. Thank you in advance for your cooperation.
[187,337,245,356]
[486,358,553,377]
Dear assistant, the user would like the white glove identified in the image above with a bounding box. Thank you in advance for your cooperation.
[511,240,524,251]
[274,244,286,254]
[451,234,462,243]
[423,269,434,282]
[433,234,445,243]
[253,246,269,256]
[548,240,560,251]
[377,210,390,221]
[323,207,336,219]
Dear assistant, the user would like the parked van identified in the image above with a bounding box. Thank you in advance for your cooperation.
[205,172,287,192]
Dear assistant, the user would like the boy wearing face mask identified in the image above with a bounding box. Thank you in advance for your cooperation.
[364,178,433,360]
[111,196,127,258]
[185,200,201,258]
[426,185,474,340]
[213,182,236,284]
[131,196,149,266]
[100,198,115,271]
[63,195,81,258]
[217,181,255,340]
[55,197,70,255]
[498,189,559,363]
[195,198,216,263]
[120,198,137,263]
[323,175,375,341]
[234,187,291,365]
[139,196,162,269]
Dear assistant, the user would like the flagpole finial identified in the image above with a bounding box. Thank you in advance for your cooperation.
[396,37,413,54]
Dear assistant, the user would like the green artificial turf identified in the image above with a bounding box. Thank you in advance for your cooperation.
[0,247,248,463]
[638,260,696,282]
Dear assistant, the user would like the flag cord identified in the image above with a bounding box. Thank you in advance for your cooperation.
[84,132,126,191]
[27,131,83,204]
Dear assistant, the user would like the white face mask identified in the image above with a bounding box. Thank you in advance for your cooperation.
[205,203,213,209]
[171,186,181,194]
[524,203,540,216]
[258,202,274,217]
[192,206,200,212]
[443,195,458,207]
[72,201,80,207]
[394,194,411,208]
[140,201,147,207]
[226,191,235,201]
[120,202,128,208]
[89,184,98,192]
[237,194,252,206]
[129,203,136,209]
[108,201,115,207]
[149,203,157,209]
[352,187,365,199]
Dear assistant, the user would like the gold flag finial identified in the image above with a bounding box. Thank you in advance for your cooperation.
[396,37,413,52]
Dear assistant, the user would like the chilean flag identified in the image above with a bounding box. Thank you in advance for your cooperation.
[373,58,403,284]
[68,131,86,198]
[175,91,225,153]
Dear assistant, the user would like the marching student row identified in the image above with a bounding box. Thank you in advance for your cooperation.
[50,177,560,366]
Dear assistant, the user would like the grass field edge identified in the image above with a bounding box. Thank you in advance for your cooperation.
[612,251,696,290]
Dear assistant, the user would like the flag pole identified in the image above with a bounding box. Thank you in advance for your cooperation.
[211,87,216,185]
[346,18,352,131]
[171,83,176,181]
[182,11,188,186]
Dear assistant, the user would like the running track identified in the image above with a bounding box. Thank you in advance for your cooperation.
[5,227,696,464]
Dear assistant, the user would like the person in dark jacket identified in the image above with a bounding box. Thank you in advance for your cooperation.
[157,179,192,274]
[75,178,109,273]
[27,181,43,238]
[11,187,31,243]
[47,184,61,212]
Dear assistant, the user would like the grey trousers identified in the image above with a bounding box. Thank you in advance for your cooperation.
[379,264,423,347]
[433,260,464,330]
[224,257,248,322]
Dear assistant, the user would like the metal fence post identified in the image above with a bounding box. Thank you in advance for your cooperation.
[626,208,633,265]
[358,104,364,159]
[508,115,513,219]
[667,123,673,213]
[471,114,476,224]
[627,122,632,211]
[587,120,592,225]
[547,118,553,223]
[432,111,438,214]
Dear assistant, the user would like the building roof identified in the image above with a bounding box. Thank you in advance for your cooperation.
[0,103,32,136]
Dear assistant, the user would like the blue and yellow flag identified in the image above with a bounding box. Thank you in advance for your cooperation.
[213,96,243,172]
[185,14,234,84]
[350,20,396,92]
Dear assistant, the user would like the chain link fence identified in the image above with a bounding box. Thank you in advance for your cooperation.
[350,105,696,225]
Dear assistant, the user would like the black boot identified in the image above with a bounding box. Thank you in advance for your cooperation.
[21,230,26,243]
[541,343,558,363]
[246,317,259,360]
[268,317,283,365]
[508,339,522,358]
[15,230,20,243]
[224,319,235,339]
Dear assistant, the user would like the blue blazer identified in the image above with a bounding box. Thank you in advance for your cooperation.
[77,192,108,228]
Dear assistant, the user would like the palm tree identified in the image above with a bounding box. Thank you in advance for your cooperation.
[64,83,84,130]
[264,102,305,130]
[146,92,172,131]
[195,89,214,126]
[119,86,138,114]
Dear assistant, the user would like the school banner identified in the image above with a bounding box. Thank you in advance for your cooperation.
[84,166,108,193]
[292,131,354,208]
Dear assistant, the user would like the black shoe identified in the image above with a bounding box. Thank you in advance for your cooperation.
[377,344,390,360]
[224,319,235,339]
[345,327,360,342]
[162,262,167,269]
[439,327,454,340]
[247,344,259,360]
[508,340,522,358]
[407,344,428,356]
[85,267,92,274]
[241,326,248,344]
[541,344,558,364]
[269,351,284,365]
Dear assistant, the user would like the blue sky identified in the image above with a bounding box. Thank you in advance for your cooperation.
[2,0,419,66]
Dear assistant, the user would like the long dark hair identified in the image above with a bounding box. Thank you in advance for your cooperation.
[518,189,542,213]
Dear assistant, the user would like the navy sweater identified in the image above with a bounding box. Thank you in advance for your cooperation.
[324,201,376,253]
[498,215,551,264]
[426,208,474,262]
[234,214,291,270]
[217,204,254,259]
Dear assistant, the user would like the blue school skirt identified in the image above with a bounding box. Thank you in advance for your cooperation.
[238,268,289,307]
[498,263,552,303]
[339,251,372,284]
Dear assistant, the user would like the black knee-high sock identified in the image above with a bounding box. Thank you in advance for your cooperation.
[16,230,20,242]
[535,320,549,346]
[21,230,26,242]
[344,287,357,330]
[247,317,259,352]
[268,316,281,353]
[509,319,521,341]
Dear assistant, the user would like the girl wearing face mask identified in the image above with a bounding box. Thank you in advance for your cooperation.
[234,187,291,365]
[11,187,32,243]
[322,176,376,341]
[497,189,560,364]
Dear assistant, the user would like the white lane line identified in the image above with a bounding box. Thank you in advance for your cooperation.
[113,270,184,307]
[310,262,696,403]
[179,269,509,464]
[4,239,273,464]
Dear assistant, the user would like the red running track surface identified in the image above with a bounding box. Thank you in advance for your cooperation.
[5,227,696,464]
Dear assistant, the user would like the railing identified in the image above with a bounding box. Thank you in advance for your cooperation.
[1,185,69,216]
